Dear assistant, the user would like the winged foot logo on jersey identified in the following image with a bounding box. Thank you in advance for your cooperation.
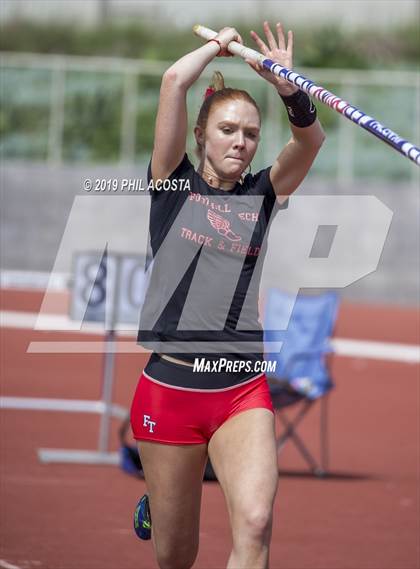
[207,210,242,242]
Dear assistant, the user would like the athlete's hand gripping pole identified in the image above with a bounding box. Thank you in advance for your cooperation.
[193,24,420,167]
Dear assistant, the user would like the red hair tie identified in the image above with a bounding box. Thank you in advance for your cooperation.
[204,87,216,99]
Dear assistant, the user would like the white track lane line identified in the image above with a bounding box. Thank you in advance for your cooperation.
[0,310,419,364]
[0,560,22,569]
[331,338,419,364]
[0,310,137,334]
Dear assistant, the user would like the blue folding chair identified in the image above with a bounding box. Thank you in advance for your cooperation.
[264,289,339,477]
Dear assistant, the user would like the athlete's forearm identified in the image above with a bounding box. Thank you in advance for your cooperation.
[164,43,220,90]
[290,120,326,149]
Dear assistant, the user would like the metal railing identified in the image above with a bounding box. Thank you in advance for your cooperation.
[1,51,419,184]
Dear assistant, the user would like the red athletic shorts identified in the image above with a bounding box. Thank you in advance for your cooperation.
[130,367,274,445]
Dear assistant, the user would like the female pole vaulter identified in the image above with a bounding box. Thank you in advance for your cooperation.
[131,21,325,569]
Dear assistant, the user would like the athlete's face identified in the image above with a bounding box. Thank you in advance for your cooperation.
[197,99,261,180]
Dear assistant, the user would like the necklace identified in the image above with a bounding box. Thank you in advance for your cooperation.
[201,170,237,190]
[204,173,214,185]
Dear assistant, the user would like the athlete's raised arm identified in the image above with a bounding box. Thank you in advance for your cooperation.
[246,21,325,200]
[151,27,243,181]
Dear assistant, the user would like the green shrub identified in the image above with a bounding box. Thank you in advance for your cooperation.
[1,21,418,68]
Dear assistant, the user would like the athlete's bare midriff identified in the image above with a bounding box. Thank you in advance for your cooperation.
[158,353,195,367]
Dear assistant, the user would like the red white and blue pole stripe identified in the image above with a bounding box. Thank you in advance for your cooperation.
[193,24,420,167]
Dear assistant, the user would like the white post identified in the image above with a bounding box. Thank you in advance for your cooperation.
[412,75,420,188]
[48,60,66,165]
[98,330,117,453]
[337,81,356,187]
[120,70,137,164]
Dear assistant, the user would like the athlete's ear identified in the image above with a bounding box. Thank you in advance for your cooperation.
[194,125,205,148]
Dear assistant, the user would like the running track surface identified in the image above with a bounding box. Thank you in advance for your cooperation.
[0,289,419,569]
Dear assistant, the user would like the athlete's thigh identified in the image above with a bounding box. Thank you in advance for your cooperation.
[207,409,279,521]
[138,441,208,547]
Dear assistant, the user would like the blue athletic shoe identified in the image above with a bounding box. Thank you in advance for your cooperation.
[134,494,152,540]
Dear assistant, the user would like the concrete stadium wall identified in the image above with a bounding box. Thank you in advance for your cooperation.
[1,161,419,306]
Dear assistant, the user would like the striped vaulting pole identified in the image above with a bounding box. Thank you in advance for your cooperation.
[193,24,420,167]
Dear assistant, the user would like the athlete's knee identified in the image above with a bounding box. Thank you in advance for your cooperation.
[156,540,198,569]
[233,504,273,544]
